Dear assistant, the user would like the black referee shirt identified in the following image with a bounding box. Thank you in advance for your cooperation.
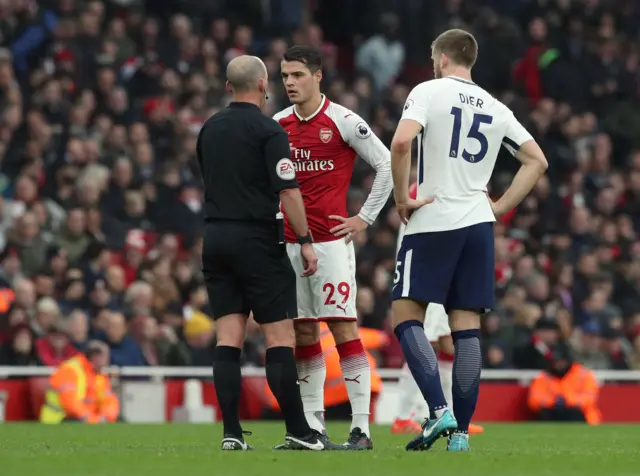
[196,102,298,223]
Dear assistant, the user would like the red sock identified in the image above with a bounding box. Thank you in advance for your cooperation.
[437,350,454,362]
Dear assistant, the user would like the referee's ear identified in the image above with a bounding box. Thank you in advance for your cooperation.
[226,81,232,93]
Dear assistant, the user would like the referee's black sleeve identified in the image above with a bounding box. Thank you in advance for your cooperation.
[264,130,299,193]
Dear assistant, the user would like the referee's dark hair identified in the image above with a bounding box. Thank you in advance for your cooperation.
[283,45,323,72]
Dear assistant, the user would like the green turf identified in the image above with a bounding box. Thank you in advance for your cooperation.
[0,423,639,475]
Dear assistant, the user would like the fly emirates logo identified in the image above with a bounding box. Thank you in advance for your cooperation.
[290,145,335,172]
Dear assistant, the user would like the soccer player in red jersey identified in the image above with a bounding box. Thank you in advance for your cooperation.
[273,45,393,450]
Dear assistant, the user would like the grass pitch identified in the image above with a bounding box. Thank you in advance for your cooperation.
[0,423,639,475]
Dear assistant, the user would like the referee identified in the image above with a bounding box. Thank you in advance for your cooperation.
[196,55,325,451]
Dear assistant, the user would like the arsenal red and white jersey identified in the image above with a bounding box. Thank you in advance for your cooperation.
[274,96,391,243]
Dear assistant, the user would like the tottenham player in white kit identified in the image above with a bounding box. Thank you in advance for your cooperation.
[390,29,548,452]
[392,199,484,436]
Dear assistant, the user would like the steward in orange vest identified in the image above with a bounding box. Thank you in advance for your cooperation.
[40,341,120,424]
[528,341,602,425]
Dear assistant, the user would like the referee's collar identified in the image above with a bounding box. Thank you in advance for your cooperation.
[228,101,261,111]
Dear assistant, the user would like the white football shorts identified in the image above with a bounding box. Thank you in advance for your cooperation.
[424,303,451,341]
[286,239,357,321]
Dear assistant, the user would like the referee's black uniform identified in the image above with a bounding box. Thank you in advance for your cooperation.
[198,99,326,450]
[196,101,298,325]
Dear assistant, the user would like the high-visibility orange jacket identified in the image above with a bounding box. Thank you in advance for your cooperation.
[0,287,15,313]
[528,362,602,425]
[40,354,120,424]
[266,323,387,411]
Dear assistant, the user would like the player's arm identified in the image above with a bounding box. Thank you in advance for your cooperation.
[390,119,421,203]
[330,114,393,242]
[492,114,548,217]
[264,127,317,276]
[390,83,434,223]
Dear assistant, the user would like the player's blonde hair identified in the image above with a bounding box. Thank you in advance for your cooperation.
[431,29,478,68]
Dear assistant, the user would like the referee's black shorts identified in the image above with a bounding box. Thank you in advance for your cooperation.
[201,221,297,325]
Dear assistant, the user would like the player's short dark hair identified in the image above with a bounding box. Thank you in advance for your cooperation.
[283,45,323,72]
[431,29,478,68]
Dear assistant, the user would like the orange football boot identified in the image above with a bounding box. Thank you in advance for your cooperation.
[469,423,484,434]
[391,418,422,434]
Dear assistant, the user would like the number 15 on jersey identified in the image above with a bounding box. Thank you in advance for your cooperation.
[449,107,493,163]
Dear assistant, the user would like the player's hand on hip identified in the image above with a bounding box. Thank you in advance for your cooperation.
[396,197,434,225]
[489,199,505,218]
[328,215,368,244]
[300,243,318,277]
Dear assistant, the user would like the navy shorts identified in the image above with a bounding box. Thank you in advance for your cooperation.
[202,221,297,325]
[392,222,495,312]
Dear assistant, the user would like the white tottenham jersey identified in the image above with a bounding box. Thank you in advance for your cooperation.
[401,76,533,234]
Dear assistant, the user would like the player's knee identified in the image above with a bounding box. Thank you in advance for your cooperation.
[294,320,319,346]
[262,319,296,348]
[449,309,481,332]
[214,313,247,348]
[326,319,358,344]
[392,299,426,328]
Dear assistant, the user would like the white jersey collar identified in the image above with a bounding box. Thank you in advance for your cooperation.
[294,95,326,122]
[446,75,476,85]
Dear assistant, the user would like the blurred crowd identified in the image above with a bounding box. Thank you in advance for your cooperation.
[0,0,639,372]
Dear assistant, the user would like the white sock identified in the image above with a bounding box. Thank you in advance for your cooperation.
[295,343,327,433]
[337,339,371,437]
[411,381,428,421]
[396,363,420,420]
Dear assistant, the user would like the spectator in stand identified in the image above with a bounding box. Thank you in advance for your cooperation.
[31,296,61,337]
[66,309,89,352]
[100,311,145,367]
[355,12,405,94]
[182,307,215,367]
[574,321,610,370]
[513,316,561,370]
[35,323,77,367]
[0,323,39,366]
[131,314,189,366]
[55,206,91,266]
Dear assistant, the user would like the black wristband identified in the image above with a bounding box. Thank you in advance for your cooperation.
[297,233,313,245]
